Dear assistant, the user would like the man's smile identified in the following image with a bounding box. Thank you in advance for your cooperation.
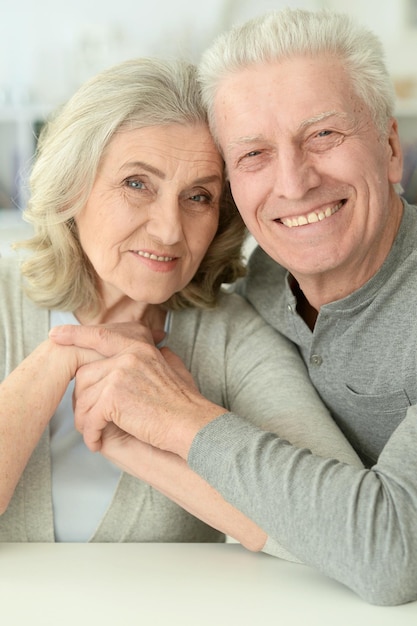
[278,201,345,228]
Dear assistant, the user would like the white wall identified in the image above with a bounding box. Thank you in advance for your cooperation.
[1,0,417,210]
[3,0,414,110]
[323,0,417,80]
[0,0,320,109]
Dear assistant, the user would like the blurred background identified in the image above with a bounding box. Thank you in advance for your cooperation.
[2,0,417,255]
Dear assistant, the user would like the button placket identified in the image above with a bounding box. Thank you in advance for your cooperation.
[310,354,323,367]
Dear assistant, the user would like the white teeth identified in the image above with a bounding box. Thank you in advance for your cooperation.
[137,251,174,262]
[307,212,319,224]
[281,202,343,228]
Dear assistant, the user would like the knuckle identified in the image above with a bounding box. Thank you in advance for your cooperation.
[95,326,111,341]
[121,352,141,368]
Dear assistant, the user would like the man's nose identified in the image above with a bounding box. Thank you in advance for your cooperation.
[274,146,321,200]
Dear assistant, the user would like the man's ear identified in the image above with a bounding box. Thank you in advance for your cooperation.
[387,118,403,185]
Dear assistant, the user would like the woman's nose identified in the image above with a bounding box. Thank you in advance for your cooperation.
[145,196,183,245]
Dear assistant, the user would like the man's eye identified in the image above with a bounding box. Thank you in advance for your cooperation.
[306,129,344,152]
[236,150,262,166]
[234,148,270,172]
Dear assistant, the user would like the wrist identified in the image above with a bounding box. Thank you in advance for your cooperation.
[168,402,226,461]
[38,339,78,380]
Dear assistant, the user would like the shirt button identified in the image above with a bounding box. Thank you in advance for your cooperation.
[310,354,323,366]
[287,304,293,313]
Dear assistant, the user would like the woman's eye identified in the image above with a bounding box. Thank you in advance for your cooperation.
[126,179,146,190]
[189,192,211,203]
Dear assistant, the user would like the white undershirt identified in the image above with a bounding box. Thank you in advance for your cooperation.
[49,310,122,542]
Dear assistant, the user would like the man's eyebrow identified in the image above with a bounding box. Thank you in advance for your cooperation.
[225,135,267,155]
[225,112,352,155]
[298,110,349,130]
[225,112,351,153]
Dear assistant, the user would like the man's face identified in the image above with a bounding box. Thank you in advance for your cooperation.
[214,56,403,301]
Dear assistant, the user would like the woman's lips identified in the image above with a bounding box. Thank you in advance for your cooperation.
[135,250,176,262]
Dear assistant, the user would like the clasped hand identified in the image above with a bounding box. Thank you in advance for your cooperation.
[49,322,220,460]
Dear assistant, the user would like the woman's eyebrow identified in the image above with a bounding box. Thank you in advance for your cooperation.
[192,174,223,186]
[119,161,166,178]
[118,164,222,187]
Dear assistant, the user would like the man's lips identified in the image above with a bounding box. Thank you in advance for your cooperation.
[278,201,345,228]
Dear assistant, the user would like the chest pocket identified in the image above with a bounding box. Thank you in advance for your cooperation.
[333,385,411,466]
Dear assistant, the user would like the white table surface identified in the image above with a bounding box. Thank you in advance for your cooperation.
[0,543,415,626]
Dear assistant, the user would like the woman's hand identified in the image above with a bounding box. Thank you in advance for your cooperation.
[50,323,225,458]
[49,321,164,356]
[0,339,103,514]
[98,422,267,552]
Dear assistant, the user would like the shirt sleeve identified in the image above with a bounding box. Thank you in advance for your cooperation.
[188,408,417,605]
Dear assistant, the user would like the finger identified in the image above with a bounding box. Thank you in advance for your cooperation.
[73,352,151,450]
[73,361,115,450]
[100,322,164,346]
[49,323,153,357]
[100,424,152,474]
[72,347,105,370]
[73,359,113,405]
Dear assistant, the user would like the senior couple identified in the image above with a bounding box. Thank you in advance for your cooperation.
[1,8,416,606]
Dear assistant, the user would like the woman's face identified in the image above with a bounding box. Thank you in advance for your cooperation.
[75,123,223,312]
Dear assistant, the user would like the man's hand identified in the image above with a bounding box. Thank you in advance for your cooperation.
[51,323,225,459]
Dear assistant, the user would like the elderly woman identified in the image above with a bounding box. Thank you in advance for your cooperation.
[0,58,361,546]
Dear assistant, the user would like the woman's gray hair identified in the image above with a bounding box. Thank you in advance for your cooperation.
[199,8,396,140]
[18,57,246,313]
